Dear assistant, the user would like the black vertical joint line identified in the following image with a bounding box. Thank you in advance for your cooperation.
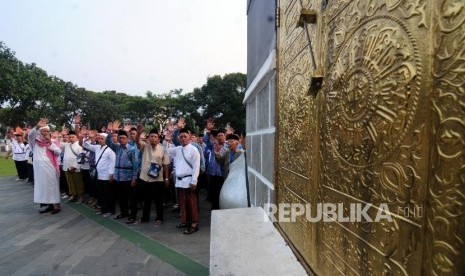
[244,151,251,207]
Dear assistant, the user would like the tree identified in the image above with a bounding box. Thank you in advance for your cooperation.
[124,96,156,124]
[0,42,247,133]
[79,91,123,129]
[191,73,246,132]
[0,42,19,106]
[0,61,66,126]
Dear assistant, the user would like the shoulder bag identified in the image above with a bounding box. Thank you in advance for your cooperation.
[90,146,108,180]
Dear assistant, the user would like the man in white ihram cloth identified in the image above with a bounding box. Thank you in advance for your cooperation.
[28,118,63,214]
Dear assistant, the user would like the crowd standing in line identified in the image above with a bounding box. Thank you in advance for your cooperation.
[5,116,245,235]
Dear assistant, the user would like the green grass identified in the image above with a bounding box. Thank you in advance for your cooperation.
[0,157,17,177]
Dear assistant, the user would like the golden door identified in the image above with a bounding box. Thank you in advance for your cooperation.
[276,0,465,275]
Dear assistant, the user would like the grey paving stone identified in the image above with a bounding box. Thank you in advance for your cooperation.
[0,176,203,276]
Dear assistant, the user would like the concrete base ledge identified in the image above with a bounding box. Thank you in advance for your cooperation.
[210,207,307,276]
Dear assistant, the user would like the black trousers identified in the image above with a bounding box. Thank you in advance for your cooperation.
[209,175,225,210]
[14,160,28,179]
[97,180,115,214]
[59,166,68,194]
[27,163,34,182]
[115,180,138,218]
[197,171,208,191]
[164,162,176,204]
[81,169,93,197]
[139,179,164,222]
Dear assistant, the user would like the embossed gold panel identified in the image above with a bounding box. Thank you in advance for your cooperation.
[276,0,465,275]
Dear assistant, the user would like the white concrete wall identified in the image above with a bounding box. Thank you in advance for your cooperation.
[243,50,276,208]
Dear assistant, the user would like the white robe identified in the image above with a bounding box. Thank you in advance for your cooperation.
[28,128,62,204]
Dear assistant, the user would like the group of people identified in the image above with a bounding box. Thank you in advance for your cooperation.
[6,116,245,235]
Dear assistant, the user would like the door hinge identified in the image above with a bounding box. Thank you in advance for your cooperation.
[276,7,280,28]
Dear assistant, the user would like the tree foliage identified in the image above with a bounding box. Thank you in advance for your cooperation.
[191,73,246,132]
[0,42,246,134]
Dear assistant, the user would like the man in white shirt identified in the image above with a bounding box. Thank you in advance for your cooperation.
[168,128,200,234]
[6,132,28,180]
[61,130,84,203]
[84,132,116,217]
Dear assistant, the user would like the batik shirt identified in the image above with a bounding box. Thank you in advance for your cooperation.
[106,135,138,181]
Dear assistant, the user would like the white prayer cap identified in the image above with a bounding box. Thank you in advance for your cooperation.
[98,133,108,138]
[39,125,50,131]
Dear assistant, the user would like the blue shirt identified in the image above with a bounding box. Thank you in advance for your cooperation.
[203,133,223,177]
[106,135,138,181]
[128,139,141,172]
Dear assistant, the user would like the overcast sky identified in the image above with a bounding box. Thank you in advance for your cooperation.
[0,0,247,96]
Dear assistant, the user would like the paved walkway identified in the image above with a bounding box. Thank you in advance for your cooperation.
[0,176,210,275]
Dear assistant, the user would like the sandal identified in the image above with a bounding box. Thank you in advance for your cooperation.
[113,214,127,220]
[39,205,53,214]
[183,225,199,235]
[155,220,163,226]
[51,208,61,214]
[126,218,136,224]
[176,223,189,229]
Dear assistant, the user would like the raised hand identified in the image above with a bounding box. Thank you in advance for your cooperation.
[166,121,174,132]
[37,118,48,128]
[177,117,186,129]
[136,124,144,133]
[61,127,69,135]
[74,114,81,125]
[206,118,215,131]
[123,124,131,132]
[7,128,14,139]
[225,123,235,135]
[112,120,121,131]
